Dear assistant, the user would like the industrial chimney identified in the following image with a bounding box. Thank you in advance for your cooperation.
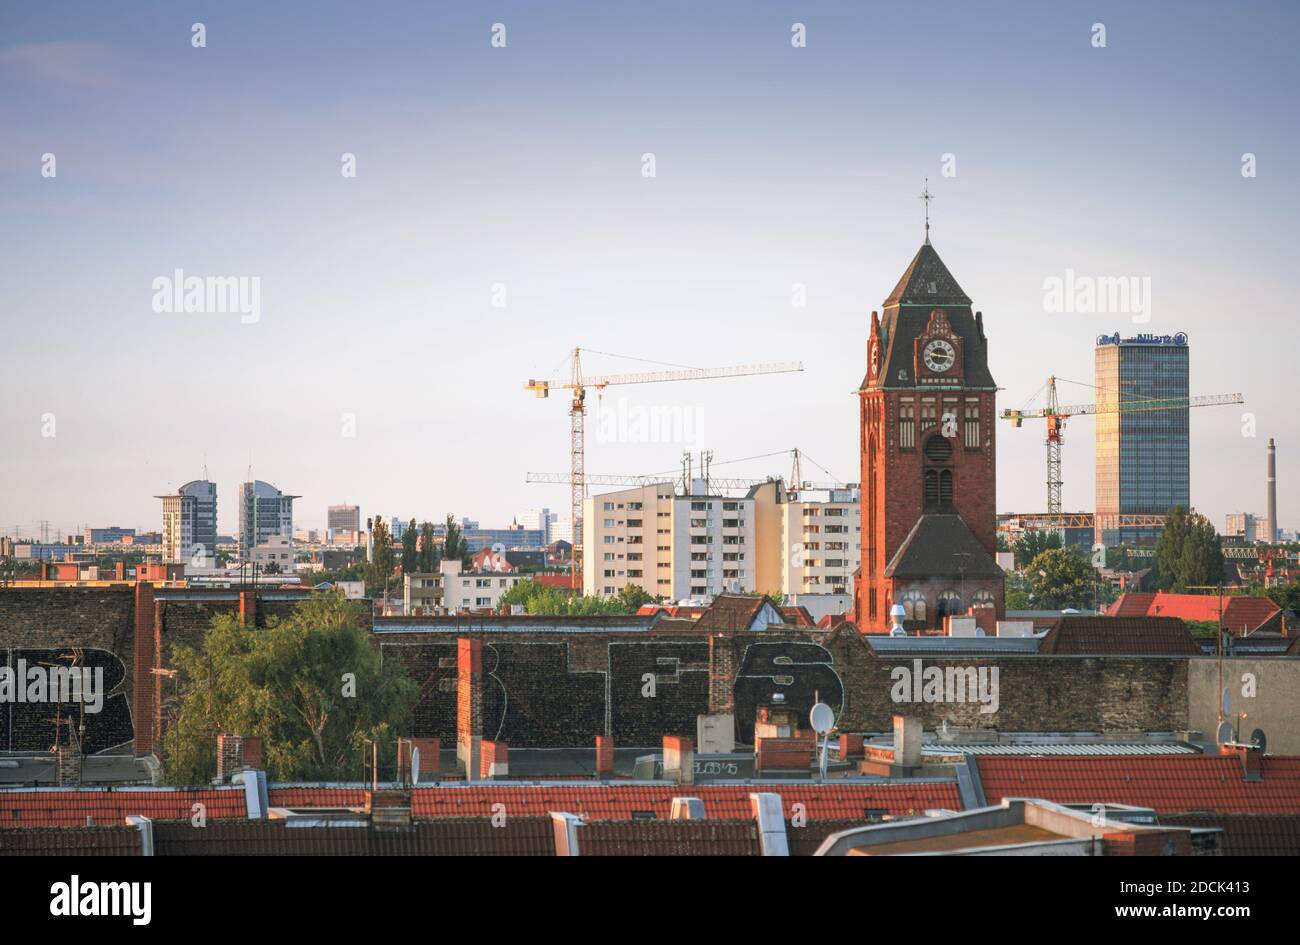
[1267,438,1278,543]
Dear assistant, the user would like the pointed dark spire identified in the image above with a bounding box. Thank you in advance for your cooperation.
[883,242,971,307]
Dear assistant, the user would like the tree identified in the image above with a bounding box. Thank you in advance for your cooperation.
[162,592,417,784]
[1025,546,1095,609]
[616,584,655,611]
[417,521,436,572]
[400,518,418,575]
[498,578,630,615]
[443,515,471,566]
[263,560,282,576]
[367,518,396,596]
[1154,507,1224,590]
[1014,529,1062,569]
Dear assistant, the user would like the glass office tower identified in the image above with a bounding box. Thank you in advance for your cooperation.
[1095,335,1190,546]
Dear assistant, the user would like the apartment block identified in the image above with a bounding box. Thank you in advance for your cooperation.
[583,481,756,600]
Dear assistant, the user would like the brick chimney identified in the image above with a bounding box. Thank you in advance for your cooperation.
[663,736,694,784]
[595,736,614,780]
[216,734,259,781]
[239,590,257,628]
[481,740,509,779]
[55,725,82,786]
[456,638,483,781]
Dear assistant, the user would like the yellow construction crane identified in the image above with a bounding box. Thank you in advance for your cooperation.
[1001,376,1243,515]
[526,349,803,581]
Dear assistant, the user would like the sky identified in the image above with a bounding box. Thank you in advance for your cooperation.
[1,1,1297,539]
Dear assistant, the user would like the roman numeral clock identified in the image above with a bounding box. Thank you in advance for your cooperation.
[914,309,963,384]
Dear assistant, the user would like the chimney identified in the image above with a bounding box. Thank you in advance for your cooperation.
[595,735,614,780]
[411,737,440,780]
[1267,438,1278,543]
[55,726,82,786]
[663,736,694,784]
[839,733,865,760]
[481,740,508,779]
[894,714,922,768]
[456,638,483,781]
[115,561,125,581]
[216,734,259,781]
[1234,743,1263,782]
[239,590,257,627]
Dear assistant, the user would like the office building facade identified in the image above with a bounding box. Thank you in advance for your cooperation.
[239,480,297,561]
[158,479,218,564]
[1095,334,1190,545]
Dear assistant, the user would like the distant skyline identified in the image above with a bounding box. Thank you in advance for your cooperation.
[2,1,1297,539]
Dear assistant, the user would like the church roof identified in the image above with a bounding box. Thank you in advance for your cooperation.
[883,242,972,307]
[883,513,1004,580]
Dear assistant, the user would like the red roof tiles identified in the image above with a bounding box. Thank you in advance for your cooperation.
[1109,592,1280,635]
[408,782,959,821]
[0,787,246,828]
[977,755,1300,814]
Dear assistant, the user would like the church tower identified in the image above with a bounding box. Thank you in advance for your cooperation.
[854,237,1004,632]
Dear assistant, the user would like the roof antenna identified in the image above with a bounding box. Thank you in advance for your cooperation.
[919,178,933,246]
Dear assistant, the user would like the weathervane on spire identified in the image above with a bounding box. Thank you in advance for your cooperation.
[920,178,933,245]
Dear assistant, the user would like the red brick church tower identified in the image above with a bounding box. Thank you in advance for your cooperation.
[853,235,1005,632]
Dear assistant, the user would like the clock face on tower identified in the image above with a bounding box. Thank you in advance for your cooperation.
[922,338,956,373]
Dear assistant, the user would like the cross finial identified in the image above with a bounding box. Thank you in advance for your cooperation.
[920,178,933,245]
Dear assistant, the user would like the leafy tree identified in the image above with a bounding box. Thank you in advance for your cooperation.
[763,591,785,608]
[443,515,471,567]
[996,533,1010,553]
[367,518,397,596]
[498,578,629,615]
[400,518,418,575]
[263,560,282,576]
[1014,529,1062,569]
[1153,507,1224,590]
[1025,546,1095,610]
[417,521,437,572]
[616,584,655,611]
[162,593,417,784]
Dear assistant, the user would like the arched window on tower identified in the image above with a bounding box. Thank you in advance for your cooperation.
[936,590,962,619]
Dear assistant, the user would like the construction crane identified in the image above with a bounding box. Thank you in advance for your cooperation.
[525,447,851,497]
[1002,376,1244,515]
[526,350,803,580]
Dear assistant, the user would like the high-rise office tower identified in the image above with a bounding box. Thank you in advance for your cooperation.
[1094,334,1190,545]
[239,480,298,560]
[157,479,218,564]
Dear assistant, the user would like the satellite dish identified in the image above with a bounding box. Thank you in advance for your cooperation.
[1251,729,1267,754]
[1216,721,1234,746]
[809,702,834,735]
[1222,687,1231,716]
[410,747,421,786]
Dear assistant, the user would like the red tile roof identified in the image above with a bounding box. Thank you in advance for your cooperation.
[0,787,246,828]
[533,573,578,591]
[780,606,816,627]
[977,755,1300,814]
[407,782,959,821]
[1109,592,1280,635]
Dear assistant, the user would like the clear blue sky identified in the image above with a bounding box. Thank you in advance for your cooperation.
[1,1,1296,538]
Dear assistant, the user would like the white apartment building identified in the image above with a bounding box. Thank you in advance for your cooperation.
[251,534,294,573]
[583,479,860,610]
[516,507,556,545]
[780,487,861,598]
[440,559,523,612]
[583,481,757,600]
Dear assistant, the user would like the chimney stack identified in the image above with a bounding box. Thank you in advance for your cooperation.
[1267,438,1278,543]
